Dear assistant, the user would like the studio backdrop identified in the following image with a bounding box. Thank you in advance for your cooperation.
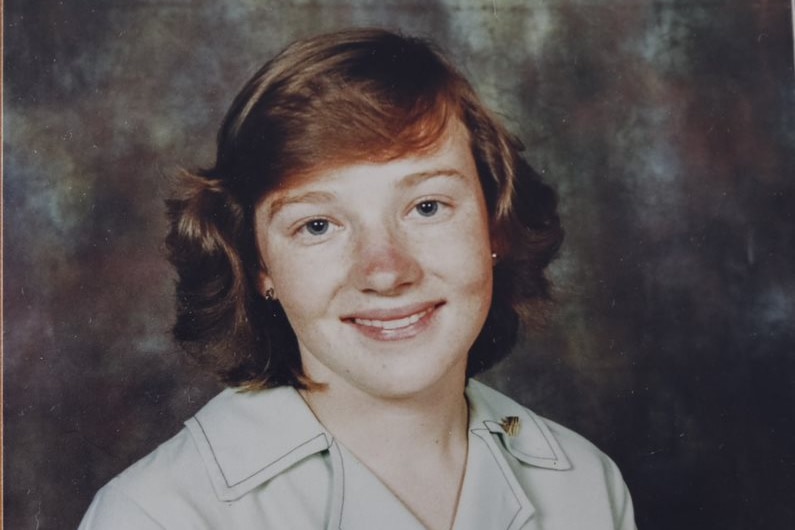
[4,1,794,529]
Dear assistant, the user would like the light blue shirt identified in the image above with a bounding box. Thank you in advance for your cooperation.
[79,380,636,529]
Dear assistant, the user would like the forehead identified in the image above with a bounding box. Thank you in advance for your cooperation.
[275,118,472,191]
[257,121,477,218]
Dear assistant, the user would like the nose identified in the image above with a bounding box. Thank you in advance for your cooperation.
[351,223,422,295]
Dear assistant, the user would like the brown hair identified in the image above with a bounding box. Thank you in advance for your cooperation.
[165,28,563,389]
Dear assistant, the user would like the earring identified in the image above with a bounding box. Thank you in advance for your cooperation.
[491,252,498,260]
[264,287,275,301]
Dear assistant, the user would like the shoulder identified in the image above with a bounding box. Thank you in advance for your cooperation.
[467,379,636,528]
[79,427,210,529]
[467,379,618,469]
[80,408,224,529]
[541,415,628,484]
[79,385,331,529]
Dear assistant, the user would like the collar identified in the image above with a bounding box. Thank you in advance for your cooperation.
[466,379,572,471]
[186,379,570,502]
[185,385,332,501]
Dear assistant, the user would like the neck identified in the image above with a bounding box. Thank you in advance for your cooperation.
[300,376,470,458]
[301,372,471,530]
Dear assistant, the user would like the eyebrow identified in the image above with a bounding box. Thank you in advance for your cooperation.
[397,168,467,189]
[267,190,336,221]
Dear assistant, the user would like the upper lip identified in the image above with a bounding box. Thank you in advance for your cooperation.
[341,301,444,322]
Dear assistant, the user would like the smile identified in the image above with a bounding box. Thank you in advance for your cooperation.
[344,302,443,340]
[353,307,433,330]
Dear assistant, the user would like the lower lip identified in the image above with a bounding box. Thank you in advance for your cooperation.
[346,304,442,342]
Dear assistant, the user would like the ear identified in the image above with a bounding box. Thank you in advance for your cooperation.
[257,270,275,298]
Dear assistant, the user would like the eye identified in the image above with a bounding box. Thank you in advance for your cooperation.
[303,219,330,236]
[415,200,439,217]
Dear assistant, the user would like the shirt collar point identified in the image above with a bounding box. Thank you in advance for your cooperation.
[186,386,332,500]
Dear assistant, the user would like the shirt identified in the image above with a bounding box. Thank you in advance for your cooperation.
[79,379,636,529]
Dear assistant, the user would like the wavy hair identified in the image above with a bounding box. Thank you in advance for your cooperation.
[165,28,563,389]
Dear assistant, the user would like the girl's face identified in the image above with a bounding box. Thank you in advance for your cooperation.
[255,121,493,400]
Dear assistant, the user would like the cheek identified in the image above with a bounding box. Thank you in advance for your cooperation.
[453,208,494,299]
[266,244,348,316]
[268,262,327,341]
[418,214,493,289]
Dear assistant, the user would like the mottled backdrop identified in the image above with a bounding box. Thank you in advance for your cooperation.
[4,1,794,529]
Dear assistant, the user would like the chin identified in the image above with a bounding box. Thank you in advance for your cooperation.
[359,358,468,400]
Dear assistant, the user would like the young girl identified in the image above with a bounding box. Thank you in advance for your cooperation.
[80,28,636,530]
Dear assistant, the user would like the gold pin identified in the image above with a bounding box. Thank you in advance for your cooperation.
[500,416,520,436]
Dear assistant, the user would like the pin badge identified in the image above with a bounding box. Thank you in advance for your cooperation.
[500,416,520,436]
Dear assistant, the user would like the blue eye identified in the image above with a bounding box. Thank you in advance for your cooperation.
[304,219,329,235]
[416,200,439,217]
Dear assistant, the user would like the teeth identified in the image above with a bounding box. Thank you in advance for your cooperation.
[354,309,429,330]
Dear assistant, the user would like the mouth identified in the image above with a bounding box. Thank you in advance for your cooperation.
[353,307,433,330]
[343,302,443,340]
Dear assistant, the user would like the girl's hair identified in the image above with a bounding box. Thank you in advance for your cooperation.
[165,28,563,389]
